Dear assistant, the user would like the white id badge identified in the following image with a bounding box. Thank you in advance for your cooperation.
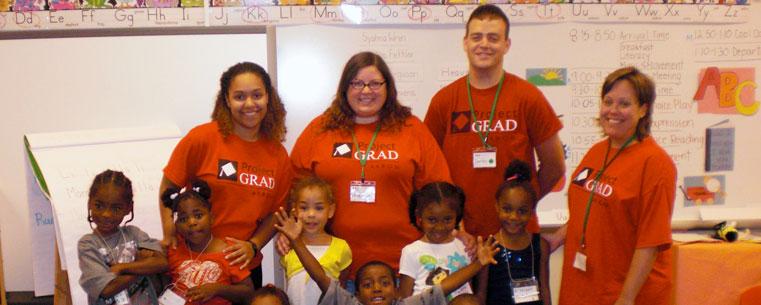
[473,147,497,168]
[350,181,376,203]
[510,277,540,303]
[158,289,185,305]
[573,251,587,271]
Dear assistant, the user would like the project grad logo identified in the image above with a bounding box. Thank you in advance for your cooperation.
[450,111,472,134]
[573,167,612,197]
[218,159,238,181]
[332,143,353,158]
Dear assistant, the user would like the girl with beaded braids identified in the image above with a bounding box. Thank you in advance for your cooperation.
[160,179,254,305]
[160,62,294,288]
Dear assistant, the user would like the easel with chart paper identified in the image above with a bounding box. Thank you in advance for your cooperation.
[25,125,182,305]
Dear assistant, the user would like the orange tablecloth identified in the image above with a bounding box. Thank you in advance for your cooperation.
[673,242,761,305]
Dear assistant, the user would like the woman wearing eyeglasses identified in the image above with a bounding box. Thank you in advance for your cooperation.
[288,51,453,288]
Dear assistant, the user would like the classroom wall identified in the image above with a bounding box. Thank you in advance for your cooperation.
[274,16,761,300]
[276,18,761,227]
[2,0,761,295]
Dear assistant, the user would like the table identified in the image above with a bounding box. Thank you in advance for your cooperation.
[673,241,761,305]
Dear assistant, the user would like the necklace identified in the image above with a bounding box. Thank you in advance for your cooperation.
[498,231,535,281]
[187,236,214,262]
[94,227,127,264]
[497,230,531,250]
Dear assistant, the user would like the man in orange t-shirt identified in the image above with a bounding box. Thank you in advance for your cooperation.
[425,5,565,239]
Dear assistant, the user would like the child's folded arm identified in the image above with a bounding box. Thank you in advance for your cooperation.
[78,238,121,299]
[110,249,169,276]
[188,277,254,304]
[100,250,166,298]
[216,266,255,304]
[78,236,139,299]
[222,278,255,304]
[99,274,140,299]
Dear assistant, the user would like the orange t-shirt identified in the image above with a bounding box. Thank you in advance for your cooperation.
[425,73,562,237]
[290,115,452,279]
[164,121,294,268]
[559,136,676,305]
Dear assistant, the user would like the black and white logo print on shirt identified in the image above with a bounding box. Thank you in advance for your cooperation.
[332,142,353,158]
[218,159,238,181]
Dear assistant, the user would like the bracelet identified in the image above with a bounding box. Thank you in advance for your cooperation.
[248,240,259,257]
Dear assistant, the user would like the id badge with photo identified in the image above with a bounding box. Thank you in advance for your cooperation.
[473,147,497,168]
[510,277,540,303]
[573,251,587,272]
[350,180,376,203]
[158,288,185,305]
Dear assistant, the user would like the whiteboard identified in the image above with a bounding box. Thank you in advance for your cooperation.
[0,26,274,294]
[276,9,761,230]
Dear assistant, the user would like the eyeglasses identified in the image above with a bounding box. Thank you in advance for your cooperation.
[349,80,386,91]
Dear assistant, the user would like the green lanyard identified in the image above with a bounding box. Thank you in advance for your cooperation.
[351,122,382,183]
[580,134,636,249]
[467,73,505,149]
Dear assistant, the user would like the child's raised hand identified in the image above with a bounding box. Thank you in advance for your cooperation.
[273,207,302,241]
[475,235,499,266]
